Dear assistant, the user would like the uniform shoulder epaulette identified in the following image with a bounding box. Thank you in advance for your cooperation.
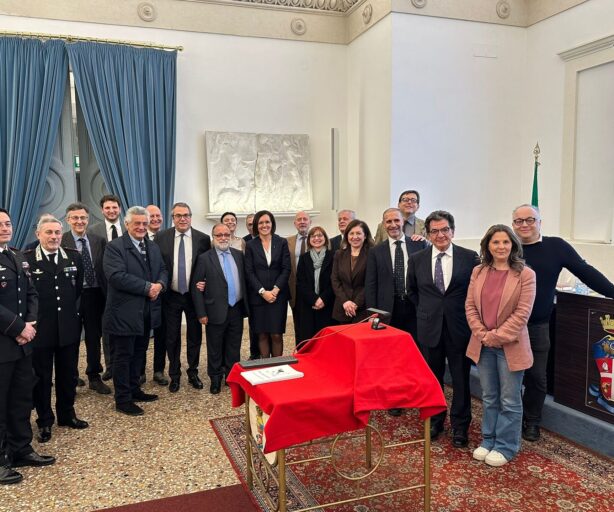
[22,248,34,254]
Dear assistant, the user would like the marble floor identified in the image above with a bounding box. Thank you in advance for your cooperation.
[1,323,280,512]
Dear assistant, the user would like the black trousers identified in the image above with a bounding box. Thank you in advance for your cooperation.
[205,303,244,378]
[0,355,34,461]
[141,323,167,376]
[164,290,202,380]
[79,287,105,379]
[390,296,418,339]
[33,343,79,427]
[423,320,472,432]
[291,304,301,346]
[523,322,550,427]
[110,320,150,405]
[248,320,259,359]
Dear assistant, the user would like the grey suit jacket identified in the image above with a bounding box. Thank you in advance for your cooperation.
[191,248,248,324]
[61,231,107,292]
[89,221,122,243]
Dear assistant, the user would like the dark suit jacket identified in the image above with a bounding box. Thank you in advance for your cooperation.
[102,233,168,335]
[365,237,428,313]
[330,246,368,322]
[61,231,107,293]
[25,247,83,348]
[329,234,343,252]
[407,244,480,348]
[154,227,211,290]
[244,235,291,307]
[89,221,122,242]
[191,248,248,324]
[296,250,335,310]
[0,248,38,363]
[243,234,255,242]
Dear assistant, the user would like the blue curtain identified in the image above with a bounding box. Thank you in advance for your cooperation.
[67,42,176,220]
[0,37,68,247]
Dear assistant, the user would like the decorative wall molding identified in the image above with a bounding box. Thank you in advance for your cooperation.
[232,0,359,13]
[137,2,157,22]
[558,34,614,62]
[496,0,510,20]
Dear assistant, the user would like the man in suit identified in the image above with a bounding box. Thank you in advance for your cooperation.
[155,202,211,393]
[144,204,168,386]
[192,223,248,394]
[26,217,89,443]
[366,208,427,334]
[407,210,480,448]
[242,213,255,242]
[0,208,55,485]
[287,211,311,344]
[374,190,425,244]
[89,194,123,381]
[330,209,356,252]
[103,206,168,416]
[62,203,111,395]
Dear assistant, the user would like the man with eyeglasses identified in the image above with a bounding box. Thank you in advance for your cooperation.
[0,208,56,485]
[511,204,614,442]
[408,210,480,448]
[62,202,111,395]
[154,202,211,393]
[191,224,248,394]
[374,190,426,244]
[287,211,312,345]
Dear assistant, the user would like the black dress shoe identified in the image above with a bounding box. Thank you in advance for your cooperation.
[132,391,158,402]
[0,465,23,485]
[76,377,86,387]
[210,377,222,395]
[451,429,469,448]
[189,375,204,390]
[522,425,540,442]
[12,451,56,468]
[429,424,444,441]
[115,402,144,416]
[58,417,89,429]
[89,379,111,395]
[37,426,52,443]
[168,380,180,393]
[101,370,113,381]
[387,408,403,417]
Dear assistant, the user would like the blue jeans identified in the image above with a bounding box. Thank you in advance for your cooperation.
[477,347,524,461]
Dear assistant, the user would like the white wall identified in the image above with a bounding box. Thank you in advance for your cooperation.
[390,13,527,239]
[346,16,392,231]
[0,14,348,237]
[524,0,614,235]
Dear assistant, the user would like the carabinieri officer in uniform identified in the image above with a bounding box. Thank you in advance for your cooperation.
[25,216,88,444]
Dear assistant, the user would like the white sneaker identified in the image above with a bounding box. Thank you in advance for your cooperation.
[484,450,509,467]
[473,446,490,461]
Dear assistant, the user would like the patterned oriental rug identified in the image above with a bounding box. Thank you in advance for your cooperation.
[211,395,612,512]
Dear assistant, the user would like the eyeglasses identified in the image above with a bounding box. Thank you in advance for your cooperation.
[213,233,231,238]
[429,227,451,236]
[69,216,89,221]
[512,217,538,226]
[173,214,192,219]
[400,197,418,204]
[310,233,324,239]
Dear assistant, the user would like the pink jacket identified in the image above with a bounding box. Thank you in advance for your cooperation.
[465,265,536,371]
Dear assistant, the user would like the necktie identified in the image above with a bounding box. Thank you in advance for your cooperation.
[138,241,147,263]
[48,253,57,270]
[222,251,237,306]
[78,238,96,287]
[177,234,188,294]
[434,252,446,294]
[111,224,118,240]
[299,236,306,255]
[393,240,405,297]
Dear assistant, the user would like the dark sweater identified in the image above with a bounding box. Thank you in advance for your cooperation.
[523,236,614,323]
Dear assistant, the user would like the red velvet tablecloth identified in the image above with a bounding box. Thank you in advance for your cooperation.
[227,324,446,453]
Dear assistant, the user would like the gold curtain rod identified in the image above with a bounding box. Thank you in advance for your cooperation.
[0,30,183,51]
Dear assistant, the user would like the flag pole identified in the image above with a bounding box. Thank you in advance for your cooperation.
[531,142,540,207]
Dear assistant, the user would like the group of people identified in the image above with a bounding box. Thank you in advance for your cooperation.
[1,189,614,485]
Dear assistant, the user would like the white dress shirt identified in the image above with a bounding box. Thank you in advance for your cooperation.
[105,219,122,241]
[388,236,409,282]
[171,229,193,292]
[431,244,453,291]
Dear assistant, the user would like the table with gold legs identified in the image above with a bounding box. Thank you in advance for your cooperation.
[244,396,432,512]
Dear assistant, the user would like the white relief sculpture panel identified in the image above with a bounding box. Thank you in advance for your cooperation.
[205,131,313,214]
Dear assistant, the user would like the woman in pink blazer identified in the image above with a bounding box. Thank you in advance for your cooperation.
[465,224,536,467]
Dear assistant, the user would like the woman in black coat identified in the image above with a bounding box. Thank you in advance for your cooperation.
[295,226,335,345]
[244,210,291,357]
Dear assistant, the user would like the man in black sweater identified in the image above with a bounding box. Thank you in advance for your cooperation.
[512,204,614,441]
